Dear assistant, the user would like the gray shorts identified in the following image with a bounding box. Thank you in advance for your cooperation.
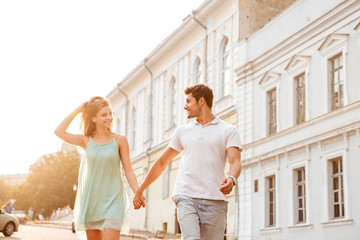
[174,195,228,240]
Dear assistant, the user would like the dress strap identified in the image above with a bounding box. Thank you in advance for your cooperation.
[114,134,119,140]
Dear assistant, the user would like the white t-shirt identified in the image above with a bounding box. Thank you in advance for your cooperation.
[169,117,242,201]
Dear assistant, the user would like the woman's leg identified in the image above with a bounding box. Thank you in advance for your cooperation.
[86,229,102,240]
[103,229,120,240]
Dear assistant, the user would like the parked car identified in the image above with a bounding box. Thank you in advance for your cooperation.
[11,210,26,224]
[0,209,19,237]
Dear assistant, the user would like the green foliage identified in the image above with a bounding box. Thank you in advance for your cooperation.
[8,150,80,217]
[0,179,9,207]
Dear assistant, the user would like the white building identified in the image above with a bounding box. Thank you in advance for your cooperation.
[234,0,360,239]
[107,0,360,239]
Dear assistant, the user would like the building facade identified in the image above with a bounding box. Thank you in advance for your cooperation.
[107,0,360,239]
[0,174,27,186]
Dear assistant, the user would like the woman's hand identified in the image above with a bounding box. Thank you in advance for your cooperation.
[133,187,146,209]
[74,101,88,114]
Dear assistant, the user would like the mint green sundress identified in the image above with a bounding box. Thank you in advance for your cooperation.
[74,136,129,231]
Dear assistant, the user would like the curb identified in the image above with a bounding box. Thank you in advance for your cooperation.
[24,222,71,230]
[121,233,148,239]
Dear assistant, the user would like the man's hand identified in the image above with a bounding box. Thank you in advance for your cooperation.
[133,187,146,209]
[219,177,235,195]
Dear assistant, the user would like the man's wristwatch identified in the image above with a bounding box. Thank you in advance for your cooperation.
[229,175,237,186]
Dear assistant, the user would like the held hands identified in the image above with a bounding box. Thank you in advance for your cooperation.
[219,177,235,195]
[133,187,146,210]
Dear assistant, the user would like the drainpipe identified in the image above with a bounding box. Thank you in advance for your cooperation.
[191,11,208,84]
[116,84,128,136]
[143,58,153,230]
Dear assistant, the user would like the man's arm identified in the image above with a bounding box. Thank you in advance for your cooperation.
[219,147,242,195]
[133,146,180,209]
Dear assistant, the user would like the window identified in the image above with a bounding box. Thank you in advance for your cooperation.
[329,53,344,111]
[193,57,202,84]
[266,175,276,227]
[130,107,136,151]
[285,55,311,126]
[295,73,306,124]
[295,167,306,223]
[163,163,171,199]
[267,89,277,135]
[145,94,152,141]
[259,71,280,136]
[318,34,349,112]
[220,37,230,98]
[115,116,121,133]
[168,77,176,128]
[329,157,344,219]
[322,150,352,227]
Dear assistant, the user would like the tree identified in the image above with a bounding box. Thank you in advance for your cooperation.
[10,150,80,217]
[0,179,9,207]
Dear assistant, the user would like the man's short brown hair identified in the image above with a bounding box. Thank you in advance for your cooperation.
[184,84,214,109]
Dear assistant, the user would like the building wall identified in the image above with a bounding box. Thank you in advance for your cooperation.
[235,0,360,239]
[105,0,326,238]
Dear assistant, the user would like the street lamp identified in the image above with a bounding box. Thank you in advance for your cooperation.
[73,185,77,192]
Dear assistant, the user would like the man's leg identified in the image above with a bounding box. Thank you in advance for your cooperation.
[174,195,201,240]
[199,199,227,240]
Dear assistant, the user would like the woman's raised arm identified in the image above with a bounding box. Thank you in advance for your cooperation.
[55,102,88,149]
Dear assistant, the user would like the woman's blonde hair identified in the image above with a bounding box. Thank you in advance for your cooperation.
[80,96,113,136]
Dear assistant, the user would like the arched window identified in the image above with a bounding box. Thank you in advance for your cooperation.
[192,57,202,84]
[168,77,176,128]
[145,94,152,141]
[130,106,136,151]
[220,37,230,97]
[115,116,121,133]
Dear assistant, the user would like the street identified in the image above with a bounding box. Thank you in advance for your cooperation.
[0,225,78,240]
[0,225,146,240]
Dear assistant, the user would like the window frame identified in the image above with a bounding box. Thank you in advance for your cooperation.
[144,94,153,143]
[288,159,311,228]
[260,167,280,231]
[218,36,231,99]
[259,71,281,136]
[266,174,276,227]
[267,89,277,135]
[329,156,345,219]
[321,147,352,227]
[285,55,311,126]
[318,34,349,113]
[329,53,345,111]
[294,73,306,124]
[162,162,171,199]
[130,106,136,151]
[167,76,177,130]
[192,56,202,85]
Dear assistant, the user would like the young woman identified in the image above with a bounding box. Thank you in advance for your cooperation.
[55,96,138,240]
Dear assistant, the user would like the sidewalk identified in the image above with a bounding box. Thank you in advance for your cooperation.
[25,221,180,239]
[26,220,71,230]
[124,229,180,239]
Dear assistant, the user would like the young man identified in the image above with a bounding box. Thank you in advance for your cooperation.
[133,84,242,240]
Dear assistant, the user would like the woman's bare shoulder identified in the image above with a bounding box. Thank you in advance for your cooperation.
[114,133,128,143]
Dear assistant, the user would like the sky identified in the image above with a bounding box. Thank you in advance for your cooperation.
[0,0,204,175]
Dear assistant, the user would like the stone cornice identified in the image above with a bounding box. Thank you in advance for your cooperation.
[235,0,358,81]
[107,0,222,100]
[241,100,360,167]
